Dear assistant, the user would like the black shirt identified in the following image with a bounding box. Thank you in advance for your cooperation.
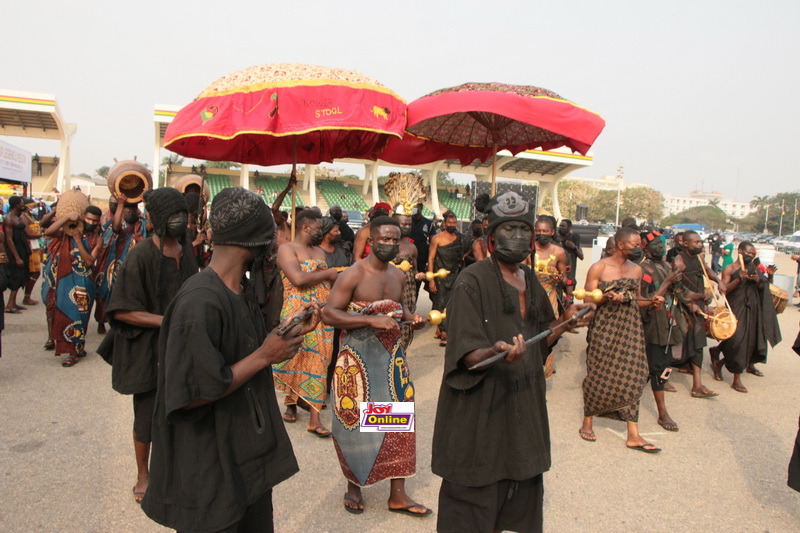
[432,260,555,486]
[410,215,434,271]
[107,238,197,394]
[142,269,298,532]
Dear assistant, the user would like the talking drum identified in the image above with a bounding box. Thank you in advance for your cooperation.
[107,160,153,203]
[770,283,788,314]
[174,174,211,202]
[705,307,737,341]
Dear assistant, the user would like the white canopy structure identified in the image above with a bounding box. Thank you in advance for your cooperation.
[0,90,76,193]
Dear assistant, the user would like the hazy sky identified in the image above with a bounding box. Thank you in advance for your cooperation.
[3,0,798,202]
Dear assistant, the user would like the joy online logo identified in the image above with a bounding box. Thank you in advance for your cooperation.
[359,402,415,432]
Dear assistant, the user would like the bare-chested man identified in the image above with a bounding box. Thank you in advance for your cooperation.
[579,227,659,452]
[322,216,430,518]
[274,209,338,436]
[271,177,296,246]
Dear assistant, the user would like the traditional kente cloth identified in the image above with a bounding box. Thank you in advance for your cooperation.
[432,234,463,333]
[718,268,781,374]
[332,299,416,487]
[393,249,417,353]
[28,249,42,273]
[272,259,334,411]
[95,221,146,310]
[40,235,96,356]
[6,223,31,290]
[536,271,561,319]
[582,278,648,422]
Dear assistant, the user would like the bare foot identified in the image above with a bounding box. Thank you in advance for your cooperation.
[691,386,718,398]
[711,360,723,381]
[22,298,38,305]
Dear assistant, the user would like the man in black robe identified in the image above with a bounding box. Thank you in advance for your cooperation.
[106,188,198,503]
[432,191,593,533]
[427,210,463,345]
[672,230,726,398]
[557,218,583,300]
[142,187,319,533]
[665,231,684,264]
[710,241,781,392]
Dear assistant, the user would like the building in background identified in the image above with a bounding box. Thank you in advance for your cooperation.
[664,189,753,219]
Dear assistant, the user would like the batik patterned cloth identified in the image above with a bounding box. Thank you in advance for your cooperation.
[95,221,146,310]
[537,269,561,378]
[331,299,416,487]
[582,278,648,422]
[273,259,334,411]
[41,235,96,355]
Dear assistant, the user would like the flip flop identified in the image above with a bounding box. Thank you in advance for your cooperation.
[14,305,27,311]
[663,382,677,393]
[747,368,764,377]
[132,486,145,504]
[658,420,679,432]
[691,389,718,398]
[62,355,79,367]
[282,413,297,423]
[731,384,748,393]
[4,308,20,314]
[44,340,55,351]
[343,494,364,515]
[579,429,596,442]
[388,505,432,518]
[307,426,332,438]
[627,443,661,454]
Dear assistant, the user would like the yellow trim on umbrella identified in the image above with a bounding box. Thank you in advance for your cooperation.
[166,125,404,146]
[197,79,406,103]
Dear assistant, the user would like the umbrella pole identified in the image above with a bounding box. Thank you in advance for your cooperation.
[291,137,297,240]
[491,144,498,196]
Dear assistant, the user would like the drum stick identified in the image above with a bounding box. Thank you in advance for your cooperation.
[468,306,593,370]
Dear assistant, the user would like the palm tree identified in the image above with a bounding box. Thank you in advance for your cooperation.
[708,199,721,208]
[750,195,770,210]
[161,155,184,167]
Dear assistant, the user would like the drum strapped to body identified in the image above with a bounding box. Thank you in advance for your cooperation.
[698,258,738,341]
[770,283,788,314]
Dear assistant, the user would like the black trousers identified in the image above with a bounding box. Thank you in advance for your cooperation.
[178,490,273,533]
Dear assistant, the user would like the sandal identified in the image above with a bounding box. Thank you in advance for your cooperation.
[44,340,55,351]
[76,350,87,358]
[307,426,332,438]
[62,355,79,367]
[663,382,677,393]
[579,429,596,442]
[747,368,764,377]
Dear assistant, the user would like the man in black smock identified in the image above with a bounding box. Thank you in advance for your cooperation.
[432,191,593,533]
[106,188,198,503]
[142,188,318,533]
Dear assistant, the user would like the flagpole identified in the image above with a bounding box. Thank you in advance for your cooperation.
[764,204,769,233]
[794,198,797,234]
[779,200,784,236]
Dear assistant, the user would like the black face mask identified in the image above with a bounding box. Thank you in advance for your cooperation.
[83,223,97,233]
[647,242,665,259]
[493,237,532,264]
[332,212,342,221]
[472,228,484,238]
[535,234,552,246]
[124,213,139,225]
[310,231,324,246]
[688,245,703,256]
[373,243,399,262]
[400,226,411,238]
[332,234,342,243]
[627,247,645,263]
[445,226,456,234]
[674,242,684,251]
[165,212,188,239]
[558,227,569,236]
[742,254,754,264]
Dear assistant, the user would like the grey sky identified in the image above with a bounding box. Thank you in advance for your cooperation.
[3,0,798,202]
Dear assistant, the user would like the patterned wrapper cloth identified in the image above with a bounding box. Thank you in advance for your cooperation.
[273,259,334,411]
[41,236,96,355]
[331,299,416,487]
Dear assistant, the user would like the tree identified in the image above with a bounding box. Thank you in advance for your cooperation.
[162,155,184,167]
[95,165,110,178]
[662,205,731,230]
[77,172,91,180]
[708,199,720,208]
[620,186,665,223]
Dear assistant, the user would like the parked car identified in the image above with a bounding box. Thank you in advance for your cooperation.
[598,224,616,237]
[774,232,800,252]
[343,209,365,230]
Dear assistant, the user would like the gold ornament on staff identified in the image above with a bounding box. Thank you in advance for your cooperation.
[395,260,413,272]
[533,253,556,274]
[573,288,604,302]
[427,309,447,325]
[425,268,450,281]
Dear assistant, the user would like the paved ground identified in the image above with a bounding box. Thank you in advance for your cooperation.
[1,249,798,532]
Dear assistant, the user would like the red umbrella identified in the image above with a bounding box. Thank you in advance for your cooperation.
[164,63,406,235]
[389,82,605,194]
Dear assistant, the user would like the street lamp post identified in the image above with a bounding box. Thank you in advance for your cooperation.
[614,164,623,226]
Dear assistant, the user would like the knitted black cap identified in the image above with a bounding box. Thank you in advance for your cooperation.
[210,187,274,247]
[486,191,535,235]
[143,188,188,236]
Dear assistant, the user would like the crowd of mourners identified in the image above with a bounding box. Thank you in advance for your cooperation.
[1,177,799,533]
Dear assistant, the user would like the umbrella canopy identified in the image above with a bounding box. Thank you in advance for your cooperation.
[405,82,605,156]
[164,64,407,165]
